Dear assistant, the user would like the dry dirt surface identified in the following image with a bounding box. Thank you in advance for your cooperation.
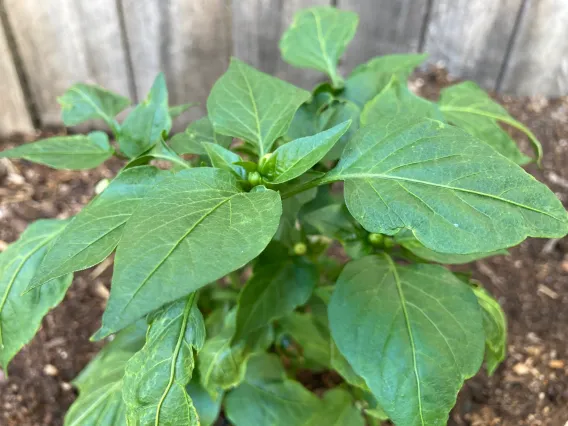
[1,71,567,426]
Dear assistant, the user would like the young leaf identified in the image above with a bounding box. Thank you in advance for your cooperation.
[29,166,167,290]
[329,254,485,426]
[472,285,507,375]
[58,83,130,131]
[0,132,114,170]
[202,142,246,178]
[185,379,223,426]
[199,309,273,397]
[306,388,365,426]
[169,102,198,120]
[0,220,72,370]
[394,230,506,265]
[327,117,568,254]
[169,117,233,156]
[123,293,206,425]
[94,168,282,339]
[125,138,190,170]
[287,91,336,140]
[119,73,171,158]
[343,53,428,107]
[207,58,310,155]
[279,7,359,88]
[261,120,351,184]
[279,312,331,368]
[224,353,321,426]
[360,77,444,125]
[439,81,541,163]
[234,249,317,341]
[65,321,146,426]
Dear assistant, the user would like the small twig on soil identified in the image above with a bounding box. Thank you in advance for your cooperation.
[537,284,559,299]
[89,256,114,279]
[546,171,568,190]
[475,261,506,291]
[541,238,561,255]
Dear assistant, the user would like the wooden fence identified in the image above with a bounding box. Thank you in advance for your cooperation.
[1,0,567,136]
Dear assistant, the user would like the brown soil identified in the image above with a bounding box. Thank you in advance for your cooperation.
[1,71,567,426]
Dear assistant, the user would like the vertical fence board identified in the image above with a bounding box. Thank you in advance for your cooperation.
[424,0,523,90]
[4,0,133,127]
[232,0,330,89]
[0,22,33,136]
[338,0,428,73]
[500,0,568,96]
[121,0,232,126]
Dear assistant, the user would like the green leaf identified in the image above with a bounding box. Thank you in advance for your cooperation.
[330,341,368,390]
[328,117,568,254]
[329,254,485,426]
[185,378,223,426]
[58,83,130,131]
[198,309,273,397]
[207,58,310,156]
[361,77,444,125]
[343,53,428,108]
[169,103,198,120]
[119,73,171,158]
[65,322,146,426]
[262,121,351,184]
[94,168,282,339]
[202,142,246,179]
[307,388,365,426]
[279,312,331,368]
[234,250,317,341]
[439,81,541,164]
[169,117,233,156]
[472,285,507,375]
[125,139,190,170]
[224,353,321,426]
[280,7,358,89]
[29,166,167,290]
[123,293,205,425]
[0,220,72,370]
[0,132,114,170]
[394,230,506,265]
[287,91,336,140]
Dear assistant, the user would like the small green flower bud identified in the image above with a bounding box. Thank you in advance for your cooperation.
[258,153,273,173]
[247,171,262,187]
[368,233,384,246]
[293,242,308,256]
[383,237,395,249]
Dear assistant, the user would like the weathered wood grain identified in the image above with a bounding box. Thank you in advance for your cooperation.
[424,0,523,90]
[500,0,568,96]
[232,0,330,90]
[4,0,133,127]
[121,0,232,126]
[0,22,33,136]
[338,0,428,73]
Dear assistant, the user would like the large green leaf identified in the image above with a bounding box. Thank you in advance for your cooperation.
[29,166,167,290]
[261,121,350,184]
[327,117,568,254]
[234,250,317,341]
[224,353,321,426]
[472,285,507,375]
[58,83,130,131]
[123,293,205,425]
[439,81,541,163]
[94,168,282,338]
[65,322,146,426]
[279,312,331,368]
[343,53,428,107]
[119,73,171,158]
[0,220,72,370]
[329,254,485,426]
[307,388,365,426]
[361,77,444,125]
[279,7,358,88]
[207,58,310,156]
[169,117,233,156]
[0,132,114,170]
[198,309,273,397]
[185,378,223,426]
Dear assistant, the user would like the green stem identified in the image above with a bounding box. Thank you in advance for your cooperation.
[280,175,337,199]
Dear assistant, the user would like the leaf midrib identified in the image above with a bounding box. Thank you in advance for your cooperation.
[70,86,115,127]
[328,172,563,221]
